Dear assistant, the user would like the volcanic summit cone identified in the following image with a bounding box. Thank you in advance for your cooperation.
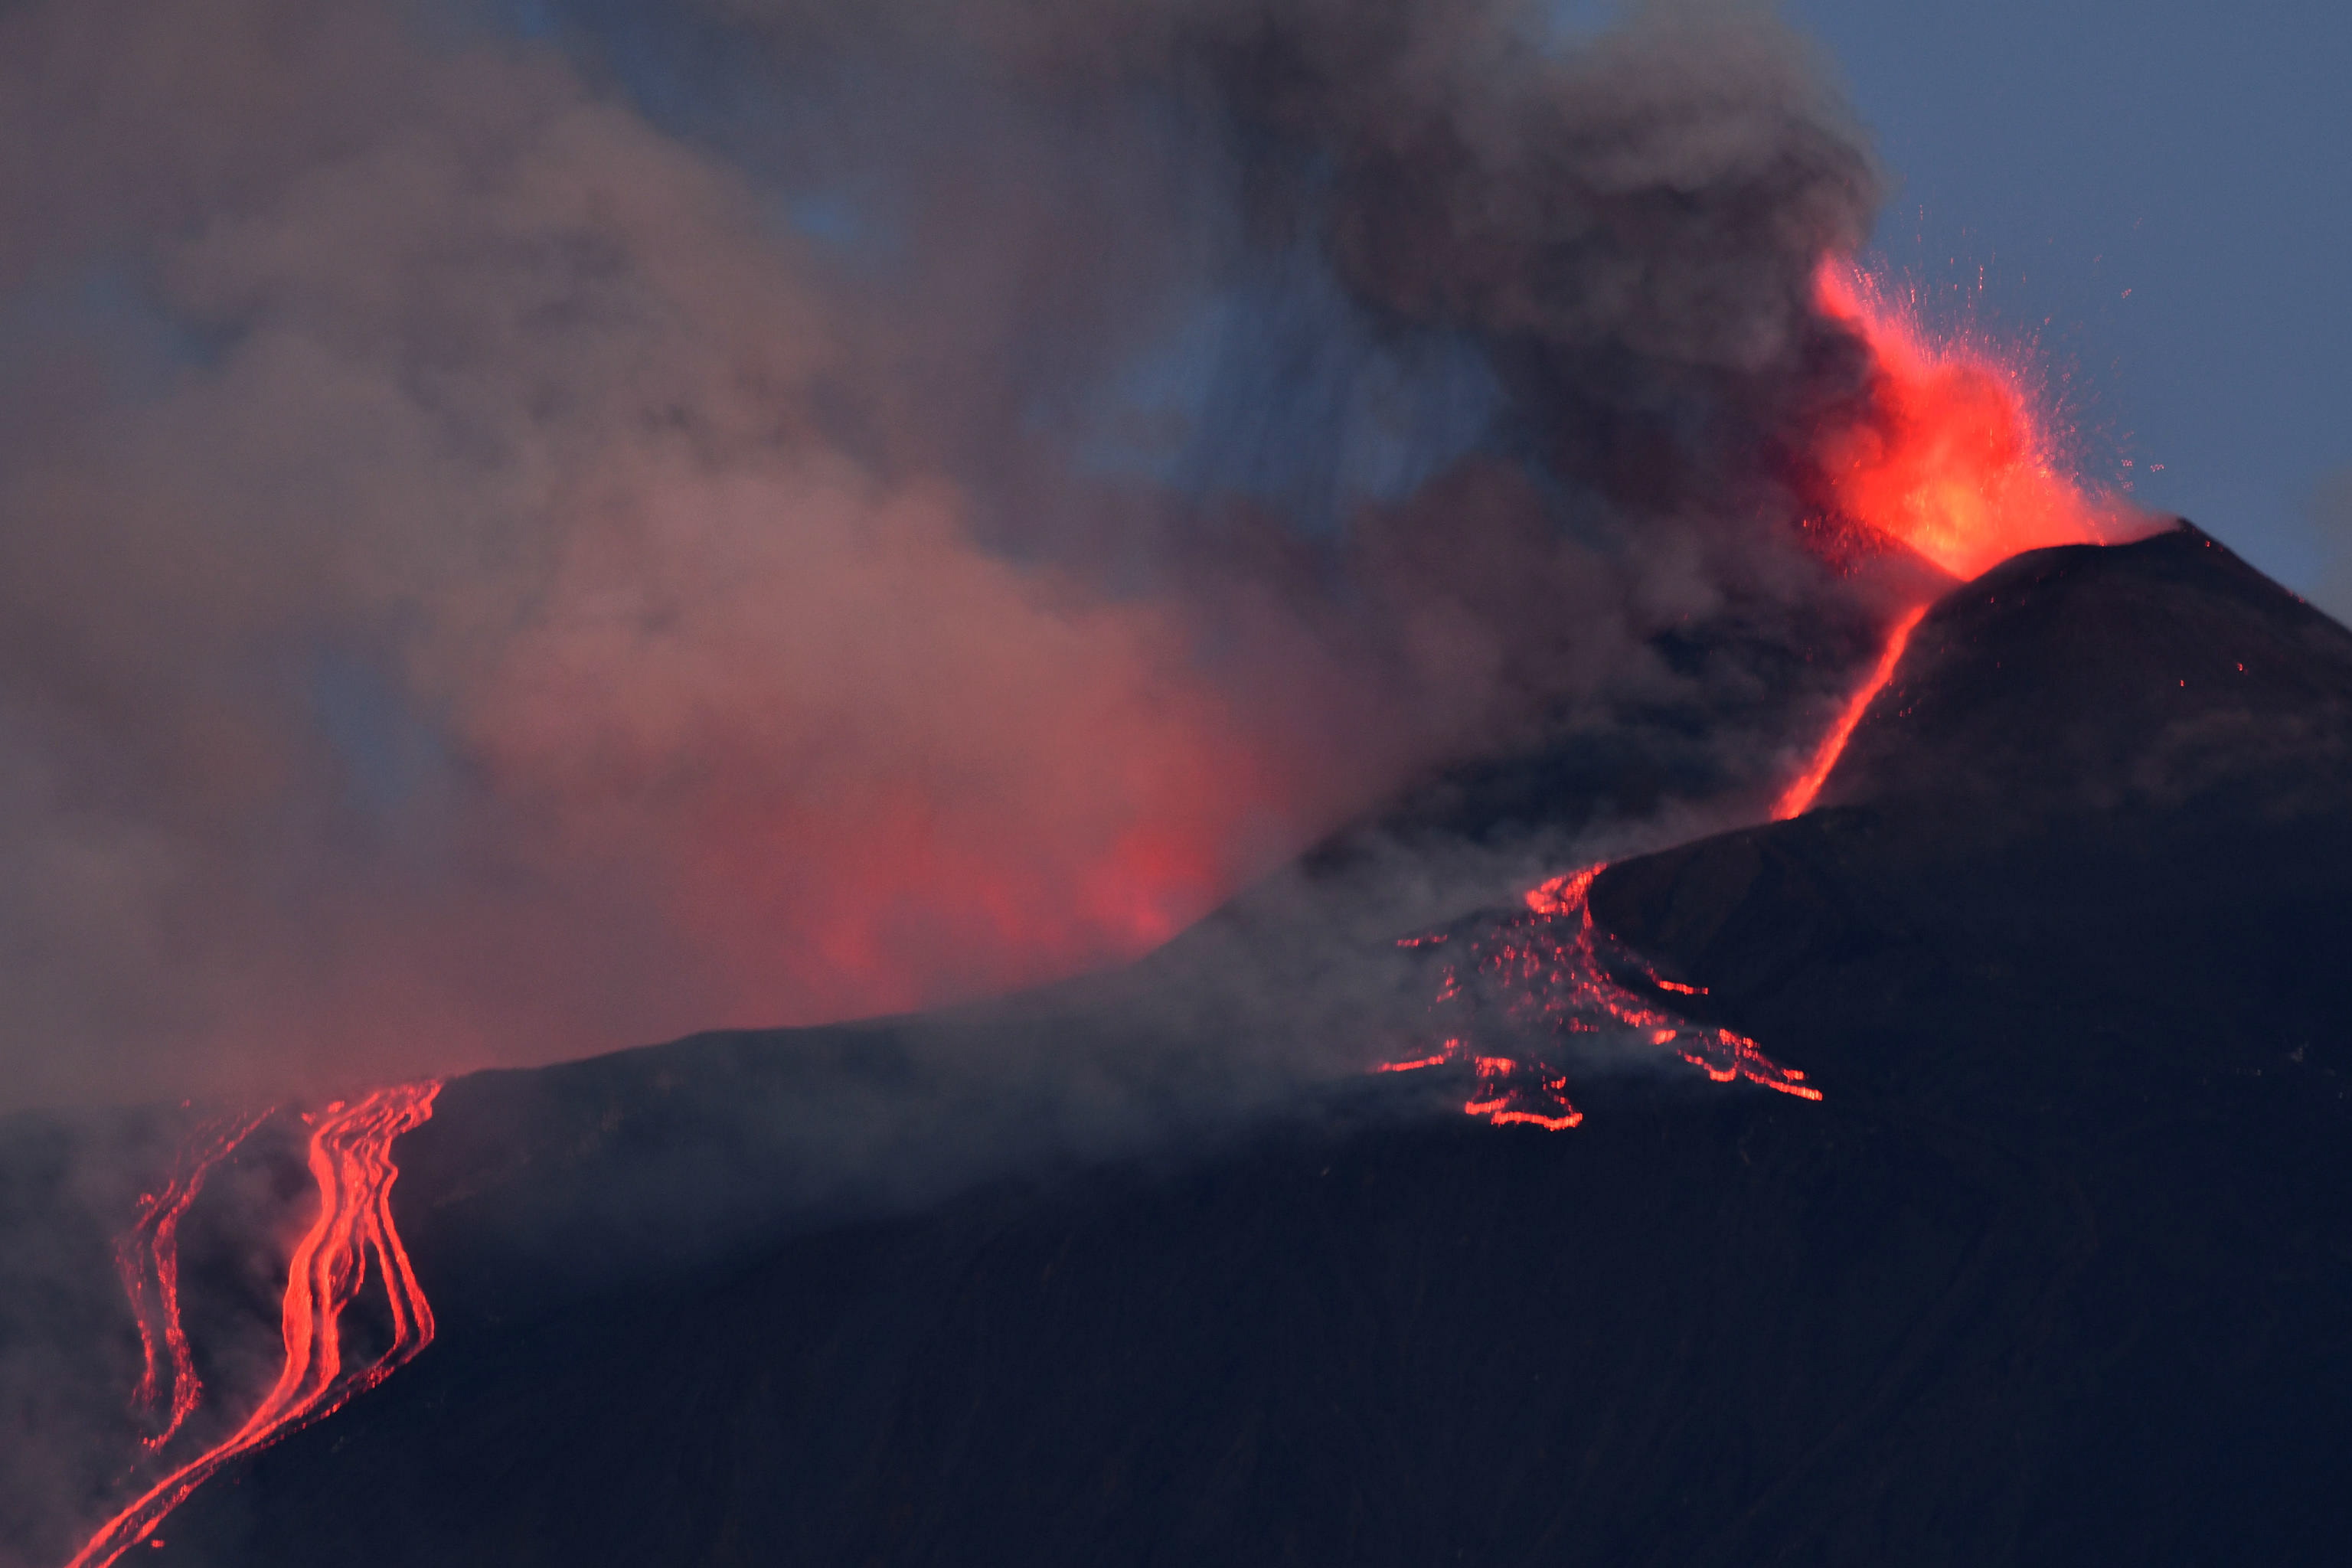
[50,523,2352,1566]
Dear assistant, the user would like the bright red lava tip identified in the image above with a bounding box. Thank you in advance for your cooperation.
[1523,864,1604,916]
[1486,1109,1583,1131]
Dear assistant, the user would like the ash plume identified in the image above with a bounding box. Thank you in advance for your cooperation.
[0,0,1890,1112]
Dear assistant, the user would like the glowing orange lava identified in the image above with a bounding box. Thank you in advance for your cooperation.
[113,1112,270,1452]
[1771,603,1929,821]
[1381,864,1821,1128]
[1814,259,2126,580]
[70,1083,443,1568]
[1377,260,2155,1131]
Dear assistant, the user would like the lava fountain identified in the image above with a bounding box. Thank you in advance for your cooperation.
[1783,256,2146,815]
[1811,259,2133,580]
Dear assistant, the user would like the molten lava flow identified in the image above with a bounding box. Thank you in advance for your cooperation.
[69,1083,443,1568]
[1382,864,1821,1129]
[1771,603,1929,821]
[113,1112,271,1452]
[1779,260,2154,814]
[1379,261,2150,1132]
[1814,259,2124,580]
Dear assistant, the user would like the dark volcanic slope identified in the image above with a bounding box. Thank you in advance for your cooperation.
[154,524,2352,1567]
[1825,522,2352,818]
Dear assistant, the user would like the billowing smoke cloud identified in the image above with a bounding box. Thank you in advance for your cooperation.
[0,0,1884,1111]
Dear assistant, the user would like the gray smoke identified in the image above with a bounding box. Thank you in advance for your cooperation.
[0,0,1884,1112]
[2309,469,2352,624]
[0,5,1909,1557]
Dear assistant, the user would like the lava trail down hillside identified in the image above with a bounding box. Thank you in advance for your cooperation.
[113,1112,272,1454]
[1381,865,1823,1129]
[67,1084,442,1568]
[1771,603,1932,822]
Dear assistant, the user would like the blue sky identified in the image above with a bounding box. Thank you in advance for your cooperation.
[1786,0,2352,590]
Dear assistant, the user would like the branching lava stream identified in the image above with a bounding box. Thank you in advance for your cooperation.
[1381,866,1823,1129]
[69,1083,443,1568]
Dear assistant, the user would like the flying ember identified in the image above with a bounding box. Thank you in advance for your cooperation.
[1813,259,2126,580]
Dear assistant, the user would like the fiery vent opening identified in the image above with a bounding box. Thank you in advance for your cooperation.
[1812,260,2128,580]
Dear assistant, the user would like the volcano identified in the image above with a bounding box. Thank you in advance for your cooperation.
[21,520,2352,1566]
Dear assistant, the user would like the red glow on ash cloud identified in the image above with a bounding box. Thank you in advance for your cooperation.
[1811,260,2142,581]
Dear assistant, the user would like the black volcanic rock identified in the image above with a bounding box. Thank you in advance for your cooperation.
[129,524,2352,1564]
[1821,522,2352,818]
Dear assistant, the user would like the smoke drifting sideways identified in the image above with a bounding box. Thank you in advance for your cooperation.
[2308,470,2352,626]
[0,0,1914,1112]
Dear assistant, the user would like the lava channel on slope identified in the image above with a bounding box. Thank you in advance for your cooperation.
[112,1111,273,1454]
[69,1083,443,1568]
